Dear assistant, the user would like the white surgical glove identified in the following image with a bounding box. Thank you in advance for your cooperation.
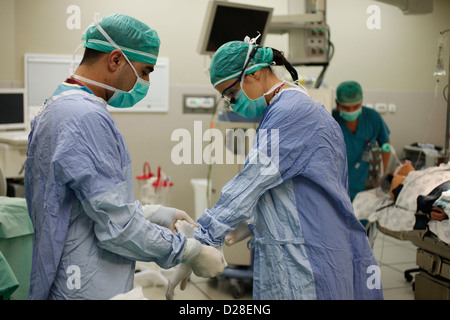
[184,241,227,278]
[175,219,196,237]
[165,221,197,300]
[225,221,252,246]
[170,210,198,233]
[166,243,228,299]
[178,221,227,277]
[165,220,228,299]
[142,205,197,232]
[165,263,192,300]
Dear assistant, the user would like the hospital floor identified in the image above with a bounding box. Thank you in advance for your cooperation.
[372,231,417,300]
[134,233,417,300]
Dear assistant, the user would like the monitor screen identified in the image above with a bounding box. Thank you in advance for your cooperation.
[0,89,27,131]
[198,1,273,55]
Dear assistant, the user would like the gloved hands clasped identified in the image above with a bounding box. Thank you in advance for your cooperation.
[142,205,197,232]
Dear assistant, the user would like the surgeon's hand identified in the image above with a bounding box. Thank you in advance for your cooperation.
[170,211,197,234]
[165,263,192,300]
[165,221,197,300]
[142,206,197,233]
[177,220,226,278]
[190,245,227,278]
[167,245,227,300]
[225,221,252,246]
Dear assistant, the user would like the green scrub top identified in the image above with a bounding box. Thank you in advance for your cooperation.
[332,106,390,201]
[0,251,19,299]
[0,196,33,300]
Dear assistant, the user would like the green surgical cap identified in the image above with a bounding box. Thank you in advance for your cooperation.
[83,14,160,65]
[210,41,274,87]
[336,81,363,105]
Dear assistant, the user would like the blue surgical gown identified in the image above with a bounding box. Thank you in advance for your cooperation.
[25,81,187,300]
[332,106,390,201]
[195,89,383,300]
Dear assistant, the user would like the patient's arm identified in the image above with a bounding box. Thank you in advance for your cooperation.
[390,175,406,200]
[389,161,416,200]
[430,206,449,221]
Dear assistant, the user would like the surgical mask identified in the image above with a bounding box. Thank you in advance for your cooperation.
[339,108,362,122]
[73,72,149,109]
[71,20,150,108]
[231,81,284,118]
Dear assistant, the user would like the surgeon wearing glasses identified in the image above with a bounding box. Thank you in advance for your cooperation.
[190,38,383,300]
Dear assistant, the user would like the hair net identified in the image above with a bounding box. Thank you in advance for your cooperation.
[210,41,274,87]
[336,81,363,105]
[82,14,160,65]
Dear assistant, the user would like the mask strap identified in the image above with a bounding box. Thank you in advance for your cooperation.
[72,74,118,92]
[69,16,144,95]
[69,42,84,75]
[70,21,98,75]
[243,32,261,45]
[94,21,140,79]
[69,19,117,91]
[240,32,262,84]
[264,81,286,96]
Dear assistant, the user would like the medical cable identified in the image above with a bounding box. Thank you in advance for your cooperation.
[69,20,100,75]
[205,95,226,208]
[410,69,446,169]
[389,145,402,167]
[377,230,387,267]
[433,29,450,163]
[315,25,334,89]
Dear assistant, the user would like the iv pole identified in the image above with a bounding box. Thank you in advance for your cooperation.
[441,29,450,163]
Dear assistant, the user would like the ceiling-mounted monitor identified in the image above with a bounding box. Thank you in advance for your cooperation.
[197,1,274,55]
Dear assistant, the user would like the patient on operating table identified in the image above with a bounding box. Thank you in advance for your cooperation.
[381,160,415,201]
[381,161,449,222]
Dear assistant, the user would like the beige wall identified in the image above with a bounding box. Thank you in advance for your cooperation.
[4,0,450,90]
[0,0,16,84]
[115,84,216,215]
[325,0,449,91]
[1,0,450,215]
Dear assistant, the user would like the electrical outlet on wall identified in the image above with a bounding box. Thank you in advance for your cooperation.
[183,94,217,114]
[375,103,387,113]
[388,103,396,113]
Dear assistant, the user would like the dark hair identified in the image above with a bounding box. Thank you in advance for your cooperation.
[271,48,299,83]
[80,48,107,66]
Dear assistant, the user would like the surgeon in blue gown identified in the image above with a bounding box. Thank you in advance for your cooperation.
[24,14,226,300]
[194,38,384,300]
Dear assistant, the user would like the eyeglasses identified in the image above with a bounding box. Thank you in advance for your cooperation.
[221,80,240,104]
[221,46,259,105]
